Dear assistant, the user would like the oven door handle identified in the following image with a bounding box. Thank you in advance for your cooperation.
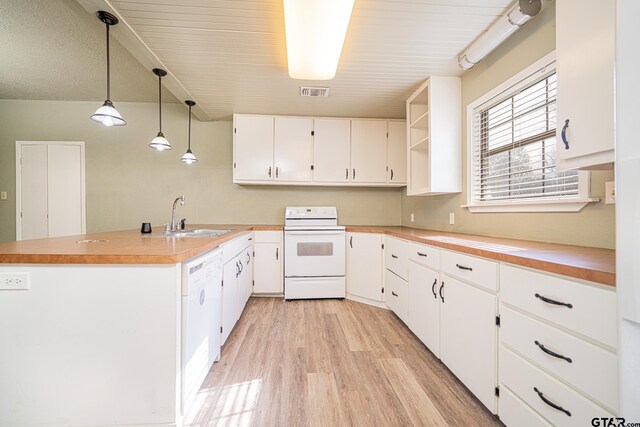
[285,231,345,236]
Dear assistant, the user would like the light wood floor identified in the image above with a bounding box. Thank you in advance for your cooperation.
[184,298,502,427]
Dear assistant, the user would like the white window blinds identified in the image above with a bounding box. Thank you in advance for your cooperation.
[470,63,579,204]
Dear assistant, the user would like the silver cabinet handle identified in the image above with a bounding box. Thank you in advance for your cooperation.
[276,247,279,260]
[390,169,394,180]
[276,167,279,178]
[346,168,349,179]
[268,166,272,177]
[199,289,205,305]
[353,168,356,179]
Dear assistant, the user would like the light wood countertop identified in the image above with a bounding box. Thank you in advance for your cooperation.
[0,224,614,286]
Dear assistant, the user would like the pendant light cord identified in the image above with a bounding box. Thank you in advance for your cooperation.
[187,105,192,149]
[106,23,111,101]
[158,75,162,133]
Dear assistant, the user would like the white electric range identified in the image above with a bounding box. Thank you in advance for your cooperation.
[284,207,346,300]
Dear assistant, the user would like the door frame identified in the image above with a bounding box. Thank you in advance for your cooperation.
[15,141,86,241]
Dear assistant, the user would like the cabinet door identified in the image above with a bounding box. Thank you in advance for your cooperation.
[408,262,440,357]
[274,117,313,181]
[234,115,274,181]
[556,0,614,168]
[387,121,407,183]
[253,243,282,294]
[440,274,497,413]
[243,248,253,307]
[346,233,383,302]
[350,120,387,183]
[385,269,408,323]
[222,259,240,345]
[313,118,351,182]
[238,248,252,313]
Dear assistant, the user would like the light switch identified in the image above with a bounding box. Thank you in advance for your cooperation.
[0,192,7,200]
[449,213,455,225]
[410,213,415,222]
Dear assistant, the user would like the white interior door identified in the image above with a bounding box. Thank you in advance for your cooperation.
[19,144,48,240]
[313,118,351,182]
[351,120,387,183]
[234,115,274,181]
[47,145,83,238]
[274,117,313,181]
[387,121,407,183]
[346,233,383,301]
[253,243,282,294]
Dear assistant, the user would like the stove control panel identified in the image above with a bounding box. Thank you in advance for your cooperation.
[285,206,337,220]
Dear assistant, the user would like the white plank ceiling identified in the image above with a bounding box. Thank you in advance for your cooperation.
[95,0,513,120]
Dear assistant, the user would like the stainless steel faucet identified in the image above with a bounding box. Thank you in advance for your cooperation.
[170,196,185,232]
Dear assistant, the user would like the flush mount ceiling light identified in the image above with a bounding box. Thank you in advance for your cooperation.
[181,100,198,164]
[91,11,126,127]
[283,0,355,80]
[458,0,543,71]
[149,68,172,151]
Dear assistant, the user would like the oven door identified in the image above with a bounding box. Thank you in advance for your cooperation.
[284,230,346,277]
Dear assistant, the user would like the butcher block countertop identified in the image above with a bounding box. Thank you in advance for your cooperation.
[0,225,614,286]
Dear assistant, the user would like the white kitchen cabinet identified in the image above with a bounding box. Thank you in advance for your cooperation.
[222,259,240,345]
[350,119,388,184]
[406,76,461,195]
[408,261,440,357]
[253,231,283,295]
[387,120,407,184]
[221,233,253,344]
[238,246,253,312]
[313,118,351,183]
[385,269,408,323]
[440,274,497,413]
[556,0,615,170]
[233,115,275,181]
[346,232,383,302]
[274,117,313,181]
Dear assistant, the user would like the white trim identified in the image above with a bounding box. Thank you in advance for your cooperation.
[465,51,592,213]
[15,141,86,241]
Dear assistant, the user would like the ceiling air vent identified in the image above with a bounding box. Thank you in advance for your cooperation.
[299,86,330,97]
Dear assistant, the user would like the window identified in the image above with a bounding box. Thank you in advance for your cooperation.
[466,52,593,212]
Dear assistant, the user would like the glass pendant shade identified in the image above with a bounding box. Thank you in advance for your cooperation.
[91,100,126,126]
[181,148,198,164]
[149,132,171,151]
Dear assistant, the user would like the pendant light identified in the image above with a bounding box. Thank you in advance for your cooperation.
[149,68,172,151]
[91,11,126,126]
[181,100,198,164]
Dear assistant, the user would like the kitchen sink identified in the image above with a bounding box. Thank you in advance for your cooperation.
[144,229,232,238]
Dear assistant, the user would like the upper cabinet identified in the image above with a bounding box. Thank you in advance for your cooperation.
[556,0,615,170]
[406,76,461,196]
[233,114,406,187]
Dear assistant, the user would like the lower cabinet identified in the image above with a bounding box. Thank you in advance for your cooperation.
[385,269,408,323]
[222,258,240,345]
[238,246,253,313]
[440,274,497,412]
[346,232,383,302]
[408,261,440,357]
[253,231,283,294]
[221,234,253,345]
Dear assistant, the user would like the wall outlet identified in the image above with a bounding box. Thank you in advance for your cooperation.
[605,181,615,204]
[0,273,30,290]
[0,191,7,200]
[449,213,455,225]
[410,213,415,223]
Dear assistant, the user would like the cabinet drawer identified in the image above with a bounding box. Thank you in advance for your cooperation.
[222,232,254,264]
[500,347,614,427]
[254,230,282,243]
[501,306,617,411]
[385,269,408,323]
[501,264,616,348]
[385,236,408,280]
[499,386,552,427]
[441,250,497,292]
[408,242,440,270]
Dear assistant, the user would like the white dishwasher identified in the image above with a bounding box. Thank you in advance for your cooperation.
[181,248,222,415]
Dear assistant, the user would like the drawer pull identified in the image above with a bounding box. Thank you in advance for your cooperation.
[392,291,398,297]
[439,281,444,303]
[535,293,573,309]
[431,278,438,299]
[561,119,570,150]
[535,340,573,363]
[456,263,473,271]
[391,254,398,259]
[533,387,572,417]
[417,252,428,257]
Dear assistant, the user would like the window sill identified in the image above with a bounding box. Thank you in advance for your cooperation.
[462,198,599,213]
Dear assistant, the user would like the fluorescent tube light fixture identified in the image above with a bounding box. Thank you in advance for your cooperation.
[458,0,543,71]
[283,0,355,80]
